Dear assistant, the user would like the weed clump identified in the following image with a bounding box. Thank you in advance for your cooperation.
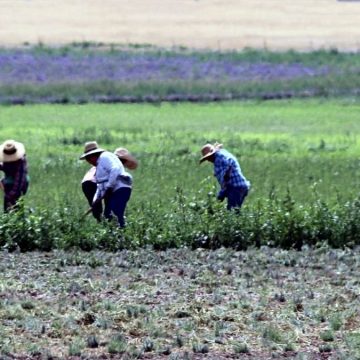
[192,342,209,354]
[320,330,335,342]
[68,339,84,357]
[108,333,127,354]
[233,341,250,354]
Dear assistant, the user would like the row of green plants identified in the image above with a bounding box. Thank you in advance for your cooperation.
[1,189,360,252]
[1,72,359,105]
[8,42,360,66]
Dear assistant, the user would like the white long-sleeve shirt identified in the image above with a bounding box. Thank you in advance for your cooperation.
[93,151,132,203]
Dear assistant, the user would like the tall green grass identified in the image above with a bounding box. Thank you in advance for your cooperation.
[0,100,360,250]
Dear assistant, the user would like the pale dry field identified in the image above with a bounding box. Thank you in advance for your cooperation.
[0,0,360,51]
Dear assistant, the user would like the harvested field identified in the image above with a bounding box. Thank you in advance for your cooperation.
[1,246,359,358]
[0,0,360,51]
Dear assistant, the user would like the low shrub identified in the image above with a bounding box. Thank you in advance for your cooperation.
[1,191,360,252]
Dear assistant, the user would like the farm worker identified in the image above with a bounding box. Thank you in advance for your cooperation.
[81,147,138,222]
[0,140,30,212]
[199,142,250,210]
[79,141,134,228]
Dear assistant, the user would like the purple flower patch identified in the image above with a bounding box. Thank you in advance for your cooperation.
[0,50,330,85]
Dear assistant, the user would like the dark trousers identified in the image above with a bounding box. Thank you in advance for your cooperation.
[82,181,103,222]
[3,182,29,212]
[226,186,249,210]
[104,187,131,228]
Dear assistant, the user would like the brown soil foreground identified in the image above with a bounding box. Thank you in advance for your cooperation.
[0,0,360,51]
[0,247,359,358]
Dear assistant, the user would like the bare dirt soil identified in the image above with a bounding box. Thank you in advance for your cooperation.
[0,247,358,358]
[1,0,360,51]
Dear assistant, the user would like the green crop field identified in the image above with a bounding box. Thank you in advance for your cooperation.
[2,98,360,359]
[1,99,360,251]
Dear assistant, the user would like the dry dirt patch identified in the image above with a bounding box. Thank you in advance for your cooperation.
[0,0,360,50]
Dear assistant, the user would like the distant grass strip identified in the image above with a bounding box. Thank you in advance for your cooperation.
[1,74,359,105]
[0,45,359,104]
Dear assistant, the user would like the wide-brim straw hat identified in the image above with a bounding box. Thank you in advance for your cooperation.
[79,141,105,160]
[114,147,138,170]
[0,139,26,162]
[199,142,223,164]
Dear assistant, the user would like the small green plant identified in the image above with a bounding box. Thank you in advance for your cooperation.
[214,321,225,337]
[26,343,41,357]
[346,332,360,358]
[0,343,14,356]
[330,313,343,331]
[192,342,209,354]
[126,304,147,318]
[320,330,335,342]
[103,300,116,311]
[4,305,26,320]
[127,345,144,358]
[233,341,250,354]
[68,339,84,357]
[319,343,332,353]
[262,325,284,343]
[95,317,112,330]
[21,300,35,310]
[108,333,127,354]
[182,320,196,332]
[142,338,155,352]
[284,343,296,352]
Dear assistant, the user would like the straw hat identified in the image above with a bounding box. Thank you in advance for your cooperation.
[199,142,223,163]
[114,148,138,170]
[0,140,26,162]
[79,141,105,160]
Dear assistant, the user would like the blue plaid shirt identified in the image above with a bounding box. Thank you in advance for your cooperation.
[214,149,250,198]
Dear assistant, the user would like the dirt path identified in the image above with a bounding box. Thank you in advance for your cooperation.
[1,0,360,50]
